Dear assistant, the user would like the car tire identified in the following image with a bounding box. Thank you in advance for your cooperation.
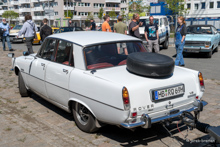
[215,45,218,52]
[18,72,30,97]
[72,102,98,133]
[207,51,212,58]
[127,52,175,77]
[163,37,169,49]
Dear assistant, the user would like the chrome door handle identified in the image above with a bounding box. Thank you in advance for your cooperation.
[63,69,68,74]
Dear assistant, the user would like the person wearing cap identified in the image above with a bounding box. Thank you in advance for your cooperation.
[0,18,13,51]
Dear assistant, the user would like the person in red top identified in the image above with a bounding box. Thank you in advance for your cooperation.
[102,15,111,32]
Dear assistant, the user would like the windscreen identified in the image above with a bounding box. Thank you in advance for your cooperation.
[84,42,147,70]
[12,25,22,30]
[140,18,159,27]
[187,26,213,34]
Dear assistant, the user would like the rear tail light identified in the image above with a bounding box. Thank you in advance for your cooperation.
[198,72,205,91]
[122,87,130,110]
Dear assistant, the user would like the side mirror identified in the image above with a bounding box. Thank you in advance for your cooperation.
[23,51,29,56]
[8,53,14,58]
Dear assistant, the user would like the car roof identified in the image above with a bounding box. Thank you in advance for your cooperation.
[48,31,141,47]
[140,16,166,19]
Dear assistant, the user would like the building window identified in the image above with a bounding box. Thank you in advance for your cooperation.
[85,3,90,7]
[187,3,191,9]
[54,12,58,16]
[121,0,126,3]
[94,12,98,17]
[201,2,205,9]
[194,3,199,10]
[78,12,88,16]
[218,1,220,8]
[94,3,104,8]
[210,2,214,9]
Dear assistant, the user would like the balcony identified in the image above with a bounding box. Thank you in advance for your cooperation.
[63,5,74,10]
[39,0,53,2]
[104,7,120,11]
[2,2,8,6]
[105,0,120,3]
[32,7,44,11]
[19,0,30,4]
[11,1,19,5]
[19,16,24,20]
[33,15,54,20]
[0,10,4,15]
[19,8,31,12]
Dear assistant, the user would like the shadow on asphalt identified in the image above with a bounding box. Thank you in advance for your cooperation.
[172,51,218,59]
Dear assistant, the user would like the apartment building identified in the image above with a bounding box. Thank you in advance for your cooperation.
[0,0,125,27]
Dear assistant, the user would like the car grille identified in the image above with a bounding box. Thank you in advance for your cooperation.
[185,41,204,47]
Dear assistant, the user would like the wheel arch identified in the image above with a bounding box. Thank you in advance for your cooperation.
[68,98,97,118]
[14,66,20,75]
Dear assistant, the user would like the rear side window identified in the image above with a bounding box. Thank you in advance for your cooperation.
[54,40,74,67]
[38,39,57,61]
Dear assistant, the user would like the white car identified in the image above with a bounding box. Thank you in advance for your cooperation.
[9,32,24,43]
[8,32,207,133]
[139,16,170,49]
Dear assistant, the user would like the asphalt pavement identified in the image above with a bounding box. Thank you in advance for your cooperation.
[1,39,220,80]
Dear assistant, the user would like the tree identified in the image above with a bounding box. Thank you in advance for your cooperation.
[98,7,104,23]
[64,10,73,19]
[85,12,94,27]
[109,9,117,20]
[128,0,148,14]
[165,0,188,16]
[2,10,19,25]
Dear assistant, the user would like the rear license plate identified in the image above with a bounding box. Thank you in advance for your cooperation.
[152,84,185,101]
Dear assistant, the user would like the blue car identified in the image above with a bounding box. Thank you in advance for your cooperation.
[184,25,219,58]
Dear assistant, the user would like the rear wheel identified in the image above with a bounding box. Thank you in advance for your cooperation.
[72,102,98,133]
[163,37,169,49]
[18,72,30,97]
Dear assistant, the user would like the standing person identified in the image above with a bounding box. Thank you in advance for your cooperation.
[40,18,52,42]
[90,19,96,31]
[0,18,13,51]
[144,16,159,53]
[114,15,127,35]
[114,15,128,55]
[68,20,73,27]
[129,13,143,38]
[102,15,111,32]
[175,16,186,66]
[18,15,37,54]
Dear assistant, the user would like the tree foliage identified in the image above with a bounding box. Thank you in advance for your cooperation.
[165,0,188,15]
[109,9,117,20]
[128,0,149,14]
[64,10,73,19]
[98,7,104,22]
[2,11,19,25]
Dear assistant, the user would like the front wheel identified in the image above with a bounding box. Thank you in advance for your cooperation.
[72,102,98,133]
[18,72,30,97]
[163,37,169,49]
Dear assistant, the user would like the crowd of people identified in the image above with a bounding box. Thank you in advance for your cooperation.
[0,14,186,66]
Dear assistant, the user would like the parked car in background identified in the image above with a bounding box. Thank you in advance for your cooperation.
[51,27,59,33]
[9,32,207,133]
[10,25,23,34]
[139,16,170,49]
[54,27,83,34]
[184,25,220,58]
[9,25,24,43]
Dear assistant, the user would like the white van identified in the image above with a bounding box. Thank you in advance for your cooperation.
[139,16,170,49]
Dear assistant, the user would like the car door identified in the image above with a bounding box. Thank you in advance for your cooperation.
[28,38,57,99]
[45,40,74,107]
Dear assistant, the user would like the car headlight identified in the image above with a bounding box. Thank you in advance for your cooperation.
[204,41,211,48]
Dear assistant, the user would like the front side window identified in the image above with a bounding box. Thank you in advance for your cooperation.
[38,39,57,60]
[84,42,147,70]
[54,40,74,66]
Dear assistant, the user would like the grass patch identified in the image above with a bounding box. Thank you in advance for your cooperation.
[170,33,174,38]
[17,136,26,142]
[5,127,12,131]
[21,106,27,109]
[0,111,2,114]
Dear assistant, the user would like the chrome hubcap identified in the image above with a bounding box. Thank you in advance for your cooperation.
[76,103,89,125]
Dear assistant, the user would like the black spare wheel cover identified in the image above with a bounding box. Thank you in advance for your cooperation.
[127,52,175,77]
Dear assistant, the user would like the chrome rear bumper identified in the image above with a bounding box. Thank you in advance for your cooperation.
[121,100,208,129]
